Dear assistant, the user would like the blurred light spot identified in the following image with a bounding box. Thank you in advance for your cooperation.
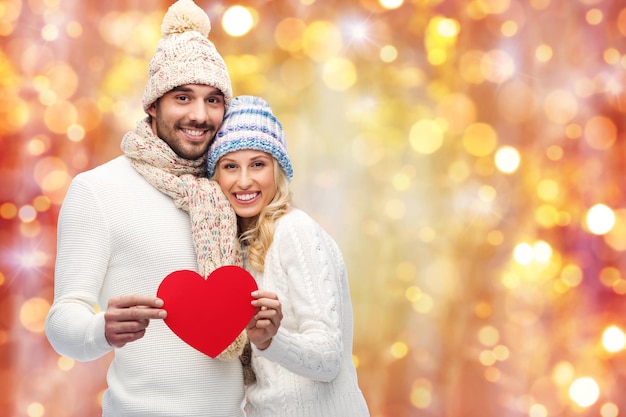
[584,116,616,150]
[322,57,357,90]
[478,325,500,346]
[412,293,434,314]
[392,172,411,191]
[601,402,619,417]
[26,402,44,417]
[44,101,78,134]
[410,379,432,409]
[0,202,17,219]
[379,0,403,9]
[529,403,548,417]
[569,377,599,408]
[513,242,534,265]
[501,271,520,289]
[58,356,75,371]
[535,44,553,62]
[552,361,575,387]
[390,342,408,358]
[66,21,82,37]
[494,146,520,174]
[586,204,615,235]
[602,325,626,353]
[561,264,583,288]
[27,137,47,156]
[603,48,621,65]
[479,350,496,366]
[537,179,559,201]
[20,297,50,333]
[405,286,422,302]
[275,18,306,52]
[546,145,563,161]
[418,227,436,242]
[41,24,59,41]
[222,6,255,37]
[410,119,444,154]
[493,345,509,360]
[487,230,504,246]
[565,123,582,139]
[533,241,552,262]
[448,160,471,183]
[475,301,492,319]
[67,124,85,142]
[501,20,518,36]
[462,123,497,157]
[586,8,603,25]
[605,209,626,251]
[599,267,621,287]
[0,95,29,134]
[33,195,51,212]
[437,18,460,37]
[484,366,500,382]
[544,89,578,124]
[303,21,343,62]
[18,205,36,223]
[535,204,559,228]
[380,45,398,62]
[478,185,496,202]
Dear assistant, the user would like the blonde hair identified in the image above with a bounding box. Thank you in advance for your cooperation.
[224,158,292,273]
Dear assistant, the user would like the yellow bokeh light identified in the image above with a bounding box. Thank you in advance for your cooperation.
[303,21,343,62]
[478,325,500,346]
[379,0,404,9]
[584,116,616,150]
[602,325,626,353]
[586,204,615,235]
[410,119,444,154]
[322,57,357,91]
[20,297,51,333]
[513,242,534,265]
[568,377,600,408]
[390,342,408,358]
[601,402,619,417]
[494,146,520,174]
[222,6,255,37]
[410,379,432,409]
[462,123,498,157]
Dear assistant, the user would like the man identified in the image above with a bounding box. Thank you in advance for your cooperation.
[44,1,280,416]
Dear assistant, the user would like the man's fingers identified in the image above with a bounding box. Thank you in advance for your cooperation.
[108,295,164,309]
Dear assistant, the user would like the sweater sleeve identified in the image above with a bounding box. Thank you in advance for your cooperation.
[254,212,345,382]
[45,175,113,361]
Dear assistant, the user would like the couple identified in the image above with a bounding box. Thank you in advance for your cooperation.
[44,0,370,416]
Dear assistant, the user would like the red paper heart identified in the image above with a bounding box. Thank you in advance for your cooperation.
[157,266,258,358]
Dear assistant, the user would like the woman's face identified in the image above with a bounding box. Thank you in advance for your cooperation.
[215,149,277,229]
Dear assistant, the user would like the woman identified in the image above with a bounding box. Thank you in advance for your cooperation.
[207,96,370,417]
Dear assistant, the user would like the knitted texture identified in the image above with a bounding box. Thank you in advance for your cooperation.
[142,0,232,112]
[206,95,294,181]
[121,118,247,360]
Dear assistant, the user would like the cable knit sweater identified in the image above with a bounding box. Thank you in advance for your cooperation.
[45,156,245,417]
[244,209,370,417]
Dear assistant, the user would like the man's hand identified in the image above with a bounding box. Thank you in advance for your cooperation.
[104,295,167,348]
[247,290,282,350]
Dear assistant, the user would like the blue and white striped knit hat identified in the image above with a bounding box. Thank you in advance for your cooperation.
[207,95,294,181]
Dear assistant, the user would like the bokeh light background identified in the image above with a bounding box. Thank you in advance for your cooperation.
[1,0,626,416]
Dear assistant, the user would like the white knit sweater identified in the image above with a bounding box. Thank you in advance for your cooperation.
[45,156,246,417]
[244,209,370,417]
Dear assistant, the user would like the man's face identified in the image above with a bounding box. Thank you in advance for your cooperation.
[147,84,226,160]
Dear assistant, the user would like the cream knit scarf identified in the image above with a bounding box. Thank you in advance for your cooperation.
[121,118,247,361]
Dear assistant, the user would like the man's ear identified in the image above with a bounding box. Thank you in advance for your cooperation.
[147,101,157,118]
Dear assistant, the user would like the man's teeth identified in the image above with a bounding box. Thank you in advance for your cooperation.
[237,193,258,201]
[183,129,204,137]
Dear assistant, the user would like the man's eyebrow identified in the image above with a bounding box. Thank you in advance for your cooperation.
[169,85,224,96]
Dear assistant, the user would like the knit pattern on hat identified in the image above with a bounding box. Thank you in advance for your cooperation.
[207,95,294,181]
[142,0,232,112]
[121,118,247,361]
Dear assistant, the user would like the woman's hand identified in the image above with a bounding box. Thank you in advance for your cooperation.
[247,290,282,350]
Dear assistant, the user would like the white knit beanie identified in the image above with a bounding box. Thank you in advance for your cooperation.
[142,0,232,112]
